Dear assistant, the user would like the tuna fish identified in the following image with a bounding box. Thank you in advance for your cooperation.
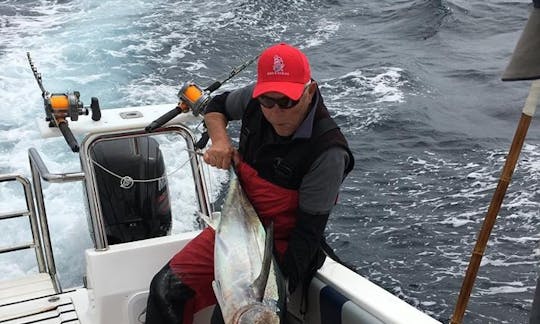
[203,172,283,324]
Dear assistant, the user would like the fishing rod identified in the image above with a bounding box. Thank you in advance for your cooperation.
[27,52,102,152]
[144,54,260,136]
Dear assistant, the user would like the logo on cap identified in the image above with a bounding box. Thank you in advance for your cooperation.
[268,55,289,76]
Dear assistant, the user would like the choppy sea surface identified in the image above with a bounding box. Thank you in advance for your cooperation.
[1,0,539,323]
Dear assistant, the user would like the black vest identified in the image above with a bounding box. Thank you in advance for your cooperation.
[239,90,354,189]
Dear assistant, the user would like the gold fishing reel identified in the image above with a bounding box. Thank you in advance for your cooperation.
[177,82,212,116]
[43,91,102,129]
[145,81,213,132]
[41,91,101,152]
[45,91,86,125]
[27,52,102,152]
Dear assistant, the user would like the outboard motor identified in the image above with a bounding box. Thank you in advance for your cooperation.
[90,137,172,244]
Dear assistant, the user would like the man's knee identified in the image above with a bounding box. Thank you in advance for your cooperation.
[146,263,194,324]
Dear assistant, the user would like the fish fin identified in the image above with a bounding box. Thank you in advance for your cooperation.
[197,211,221,229]
[251,221,274,302]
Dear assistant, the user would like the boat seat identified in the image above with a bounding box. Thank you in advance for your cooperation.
[0,273,55,306]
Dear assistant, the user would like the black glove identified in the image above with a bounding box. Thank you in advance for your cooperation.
[280,209,329,293]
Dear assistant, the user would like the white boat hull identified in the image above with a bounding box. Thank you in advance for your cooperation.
[0,104,441,324]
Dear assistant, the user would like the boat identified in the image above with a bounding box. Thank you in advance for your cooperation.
[0,98,443,323]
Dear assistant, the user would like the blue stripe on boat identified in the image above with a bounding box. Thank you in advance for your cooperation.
[320,285,349,323]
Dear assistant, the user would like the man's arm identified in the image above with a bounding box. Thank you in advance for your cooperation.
[281,147,350,293]
[203,112,235,169]
[202,85,253,169]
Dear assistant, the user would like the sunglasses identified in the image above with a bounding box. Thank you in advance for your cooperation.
[257,95,300,109]
[257,81,312,109]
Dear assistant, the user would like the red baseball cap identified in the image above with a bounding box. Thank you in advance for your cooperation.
[252,43,311,100]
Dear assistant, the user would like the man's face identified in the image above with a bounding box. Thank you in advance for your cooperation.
[258,82,316,137]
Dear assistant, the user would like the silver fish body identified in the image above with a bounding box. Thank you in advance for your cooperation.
[211,175,282,324]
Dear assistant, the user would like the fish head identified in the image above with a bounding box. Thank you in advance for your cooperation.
[234,302,280,324]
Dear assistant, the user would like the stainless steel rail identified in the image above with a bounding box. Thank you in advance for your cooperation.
[3,123,211,294]
[0,174,47,280]
[79,124,211,251]
[28,149,84,293]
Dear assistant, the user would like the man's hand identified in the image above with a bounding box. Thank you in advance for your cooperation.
[203,112,243,169]
[203,141,235,169]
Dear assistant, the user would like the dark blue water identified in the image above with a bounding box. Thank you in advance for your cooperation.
[0,0,539,323]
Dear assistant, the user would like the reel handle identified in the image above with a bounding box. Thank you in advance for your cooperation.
[58,121,79,152]
[145,106,182,133]
[91,97,101,121]
[195,131,210,150]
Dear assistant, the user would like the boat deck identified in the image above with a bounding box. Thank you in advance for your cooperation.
[0,273,55,306]
[0,279,79,323]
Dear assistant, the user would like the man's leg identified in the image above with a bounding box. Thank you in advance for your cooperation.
[145,263,195,324]
[145,228,218,324]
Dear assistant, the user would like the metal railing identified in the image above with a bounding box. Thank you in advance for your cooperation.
[0,174,50,288]
[28,149,84,293]
[2,123,211,294]
[78,124,211,251]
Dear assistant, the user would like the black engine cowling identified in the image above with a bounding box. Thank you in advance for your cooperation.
[90,137,172,244]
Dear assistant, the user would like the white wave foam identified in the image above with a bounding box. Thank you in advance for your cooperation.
[321,67,406,131]
[302,18,341,48]
[477,284,529,296]
[0,0,234,287]
[439,216,474,228]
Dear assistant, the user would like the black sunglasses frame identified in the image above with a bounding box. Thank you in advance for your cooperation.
[256,81,312,109]
[257,95,300,109]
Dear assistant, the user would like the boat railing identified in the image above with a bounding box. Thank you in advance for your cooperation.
[18,122,210,293]
[28,148,85,293]
[0,173,61,293]
[78,124,211,251]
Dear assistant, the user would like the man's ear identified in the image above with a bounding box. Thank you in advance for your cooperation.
[308,81,317,95]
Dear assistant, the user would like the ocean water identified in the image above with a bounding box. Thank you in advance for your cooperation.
[0,0,539,323]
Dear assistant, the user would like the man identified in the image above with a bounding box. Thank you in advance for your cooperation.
[145,43,354,324]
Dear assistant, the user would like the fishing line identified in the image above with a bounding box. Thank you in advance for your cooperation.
[89,149,198,189]
[211,53,260,88]
[198,154,218,214]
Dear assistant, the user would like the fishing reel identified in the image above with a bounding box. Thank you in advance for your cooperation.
[41,92,102,152]
[146,53,258,138]
[44,91,98,124]
[177,82,212,116]
[146,81,216,133]
[28,52,101,153]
